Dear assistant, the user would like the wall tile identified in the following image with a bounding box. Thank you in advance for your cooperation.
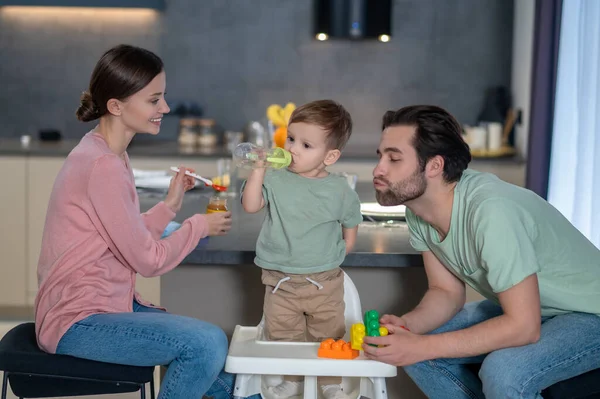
[0,0,513,147]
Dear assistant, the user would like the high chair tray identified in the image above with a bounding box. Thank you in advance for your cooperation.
[225,325,397,378]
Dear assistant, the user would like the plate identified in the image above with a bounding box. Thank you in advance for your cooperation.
[135,176,173,190]
[135,176,201,190]
[360,202,406,219]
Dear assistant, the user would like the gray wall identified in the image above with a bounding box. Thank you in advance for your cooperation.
[0,0,513,148]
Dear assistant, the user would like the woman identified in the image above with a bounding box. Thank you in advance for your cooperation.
[35,44,238,398]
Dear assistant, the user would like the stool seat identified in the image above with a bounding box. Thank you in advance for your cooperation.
[0,323,155,398]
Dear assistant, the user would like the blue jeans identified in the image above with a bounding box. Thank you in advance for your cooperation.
[56,300,258,399]
[404,300,600,399]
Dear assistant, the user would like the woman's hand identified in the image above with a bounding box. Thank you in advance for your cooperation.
[205,211,232,236]
[165,166,196,213]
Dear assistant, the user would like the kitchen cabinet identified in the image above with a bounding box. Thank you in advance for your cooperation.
[26,157,65,305]
[0,157,27,307]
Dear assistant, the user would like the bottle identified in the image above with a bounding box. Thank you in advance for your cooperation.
[232,142,292,170]
[206,194,228,213]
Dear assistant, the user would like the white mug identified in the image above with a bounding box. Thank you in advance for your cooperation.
[468,126,487,150]
[487,122,503,151]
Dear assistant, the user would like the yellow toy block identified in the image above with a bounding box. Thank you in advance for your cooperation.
[351,322,389,350]
[350,323,365,350]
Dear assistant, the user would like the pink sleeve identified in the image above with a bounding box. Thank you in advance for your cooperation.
[88,155,209,277]
[141,201,175,240]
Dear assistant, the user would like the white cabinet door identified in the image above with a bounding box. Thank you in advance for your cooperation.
[26,157,65,305]
[0,157,27,306]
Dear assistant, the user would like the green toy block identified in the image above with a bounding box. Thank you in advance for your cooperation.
[364,309,381,337]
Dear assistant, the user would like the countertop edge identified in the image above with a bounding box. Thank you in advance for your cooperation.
[182,249,424,267]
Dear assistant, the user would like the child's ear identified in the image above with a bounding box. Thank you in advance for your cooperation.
[324,149,341,166]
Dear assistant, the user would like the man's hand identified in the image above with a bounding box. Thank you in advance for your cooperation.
[380,314,410,330]
[362,325,431,366]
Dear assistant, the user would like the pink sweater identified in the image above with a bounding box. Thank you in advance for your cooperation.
[35,131,208,353]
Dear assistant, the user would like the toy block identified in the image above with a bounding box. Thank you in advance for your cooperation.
[350,323,365,350]
[318,338,359,359]
[351,321,389,350]
[362,310,389,347]
[364,309,382,336]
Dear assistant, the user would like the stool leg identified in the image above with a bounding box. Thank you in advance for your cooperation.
[2,372,8,399]
[140,383,146,399]
[150,374,156,399]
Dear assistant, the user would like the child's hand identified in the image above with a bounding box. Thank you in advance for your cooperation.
[254,148,267,168]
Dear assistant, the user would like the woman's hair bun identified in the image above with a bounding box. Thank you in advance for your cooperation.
[76,90,100,122]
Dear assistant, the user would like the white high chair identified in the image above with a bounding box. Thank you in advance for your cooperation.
[225,271,397,399]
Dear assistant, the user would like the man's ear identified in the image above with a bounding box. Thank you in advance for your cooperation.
[106,98,123,116]
[426,155,445,179]
[324,149,341,166]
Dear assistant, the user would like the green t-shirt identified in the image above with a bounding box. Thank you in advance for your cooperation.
[243,169,362,274]
[406,169,600,317]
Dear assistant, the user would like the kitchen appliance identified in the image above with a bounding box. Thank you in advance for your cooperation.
[243,121,270,147]
[314,0,392,40]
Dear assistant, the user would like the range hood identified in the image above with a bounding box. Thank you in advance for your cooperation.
[314,0,392,42]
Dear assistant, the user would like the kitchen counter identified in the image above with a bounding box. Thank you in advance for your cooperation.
[138,181,423,268]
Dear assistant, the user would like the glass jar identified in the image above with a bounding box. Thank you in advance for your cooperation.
[206,194,228,213]
[177,118,197,146]
[197,118,218,148]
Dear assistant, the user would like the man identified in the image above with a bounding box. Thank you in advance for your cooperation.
[362,105,600,399]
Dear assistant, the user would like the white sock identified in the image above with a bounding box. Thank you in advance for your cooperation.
[321,384,350,399]
[267,380,304,398]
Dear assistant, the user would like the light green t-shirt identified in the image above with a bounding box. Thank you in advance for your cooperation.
[406,169,600,317]
[243,169,362,274]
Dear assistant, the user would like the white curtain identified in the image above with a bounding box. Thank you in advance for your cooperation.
[547,0,600,248]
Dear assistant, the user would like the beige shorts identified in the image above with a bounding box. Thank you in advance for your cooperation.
[261,267,346,384]
[261,267,346,343]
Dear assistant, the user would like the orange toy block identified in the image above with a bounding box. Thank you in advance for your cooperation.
[318,338,359,360]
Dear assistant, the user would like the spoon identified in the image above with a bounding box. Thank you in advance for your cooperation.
[169,166,228,192]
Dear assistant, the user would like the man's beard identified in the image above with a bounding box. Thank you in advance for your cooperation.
[375,169,427,206]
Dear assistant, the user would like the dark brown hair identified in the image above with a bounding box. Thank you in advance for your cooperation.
[382,105,471,183]
[288,100,353,150]
[76,44,164,122]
